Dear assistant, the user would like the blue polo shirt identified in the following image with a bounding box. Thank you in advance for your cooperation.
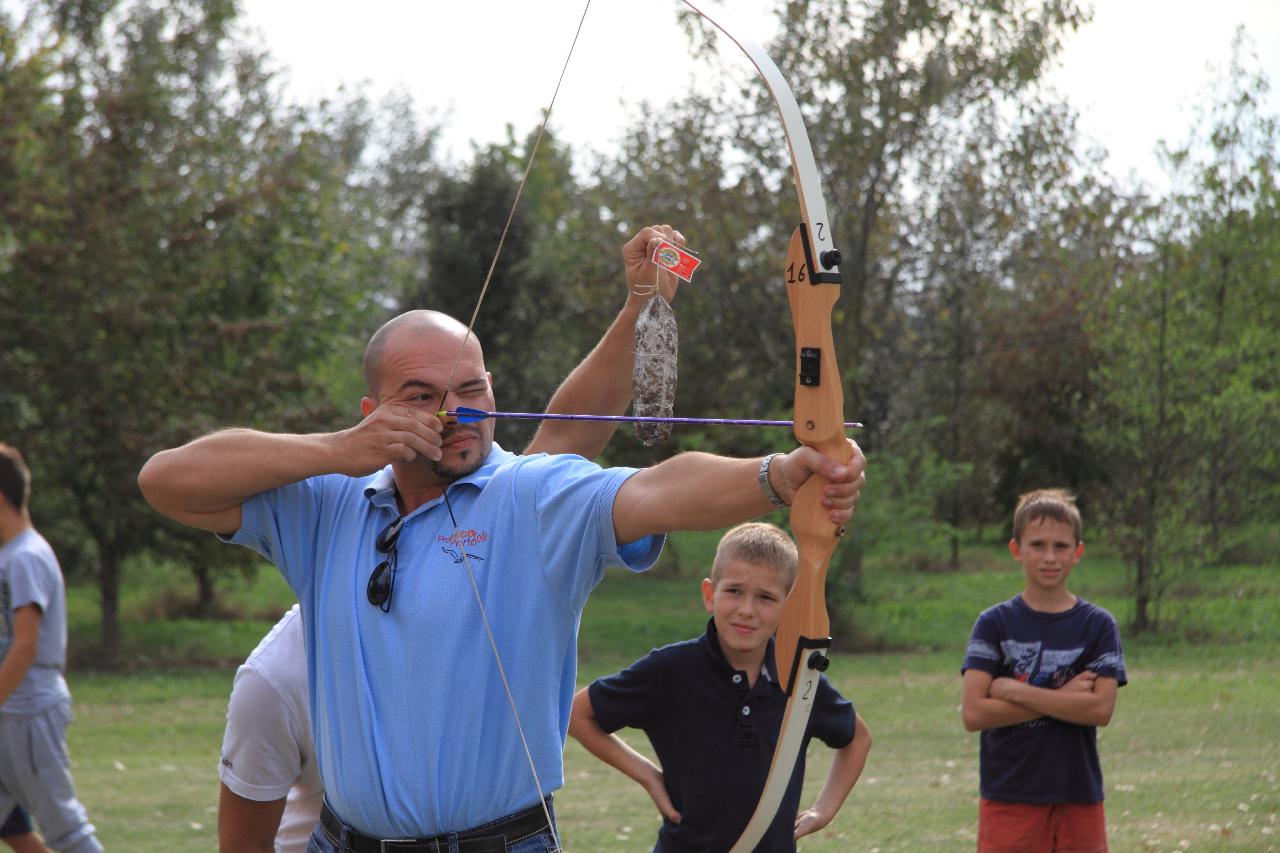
[588,619,856,852]
[225,444,662,838]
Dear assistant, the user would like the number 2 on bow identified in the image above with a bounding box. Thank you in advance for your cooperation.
[675,2,857,850]
[726,226,853,853]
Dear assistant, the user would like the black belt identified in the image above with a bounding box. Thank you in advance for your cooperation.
[319,800,552,853]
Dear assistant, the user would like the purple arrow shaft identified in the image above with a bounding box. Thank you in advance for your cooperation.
[443,409,863,429]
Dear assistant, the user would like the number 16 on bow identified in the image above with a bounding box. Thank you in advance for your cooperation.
[675,3,857,851]
[726,226,853,853]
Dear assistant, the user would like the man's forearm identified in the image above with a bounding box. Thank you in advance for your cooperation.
[525,298,647,458]
[140,429,338,516]
[615,452,773,541]
[615,443,861,542]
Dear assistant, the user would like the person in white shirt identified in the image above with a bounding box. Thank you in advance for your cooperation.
[218,605,317,852]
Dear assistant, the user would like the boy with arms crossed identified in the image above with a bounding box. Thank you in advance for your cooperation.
[570,522,871,852]
[961,489,1127,853]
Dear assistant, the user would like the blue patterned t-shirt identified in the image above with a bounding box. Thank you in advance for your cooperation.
[962,595,1127,804]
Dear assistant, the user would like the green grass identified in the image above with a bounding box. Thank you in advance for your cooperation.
[63,649,1279,852]
[52,537,1280,851]
[69,670,229,851]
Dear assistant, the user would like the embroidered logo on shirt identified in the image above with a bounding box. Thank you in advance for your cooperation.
[438,529,489,547]
[438,529,489,563]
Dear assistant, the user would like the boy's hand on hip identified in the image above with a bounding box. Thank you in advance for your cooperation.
[639,765,681,825]
[794,804,833,839]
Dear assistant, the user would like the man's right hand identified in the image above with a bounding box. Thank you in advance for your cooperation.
[337,402,445,475]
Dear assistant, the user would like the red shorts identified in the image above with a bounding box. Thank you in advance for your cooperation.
[978,798,1107,853]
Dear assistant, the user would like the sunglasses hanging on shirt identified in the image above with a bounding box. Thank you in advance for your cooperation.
[366,515,404,612]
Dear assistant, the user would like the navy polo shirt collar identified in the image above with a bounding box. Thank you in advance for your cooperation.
[362,443,516,514]
[699,617,780,689]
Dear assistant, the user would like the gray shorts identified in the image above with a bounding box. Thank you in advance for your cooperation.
[0,702,102,853]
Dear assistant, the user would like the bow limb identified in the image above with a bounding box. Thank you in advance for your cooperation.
[678,4,850,851]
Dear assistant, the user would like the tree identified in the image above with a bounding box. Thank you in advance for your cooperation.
[1087,33,1280,633]
[580,0,1093,626]
[1087,230,1192,632]
[729,0,1091,446]
[1162,32,1280,554]
[0,0,393,660]
[400,125,623,454]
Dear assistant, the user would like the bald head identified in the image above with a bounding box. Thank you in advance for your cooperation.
[363,310,483,398]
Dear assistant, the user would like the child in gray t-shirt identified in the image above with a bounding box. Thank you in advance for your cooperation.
[0,445,102,853]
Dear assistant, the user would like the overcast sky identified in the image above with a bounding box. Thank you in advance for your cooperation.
[236,0,1280,191]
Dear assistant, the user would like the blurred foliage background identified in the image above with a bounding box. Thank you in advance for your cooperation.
[0,0,1276,664]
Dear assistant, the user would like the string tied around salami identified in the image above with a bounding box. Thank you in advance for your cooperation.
[630,239,701,443]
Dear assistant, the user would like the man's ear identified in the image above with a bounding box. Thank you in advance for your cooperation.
[361,397,377,417]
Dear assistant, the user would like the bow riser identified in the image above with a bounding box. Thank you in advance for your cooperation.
[778,225,851,694]
[728,228,850,853]
[774,509,836,695]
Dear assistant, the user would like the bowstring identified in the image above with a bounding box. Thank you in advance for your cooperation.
[437,3,594,849]
[443,488,559,849]
[441,1,592,397]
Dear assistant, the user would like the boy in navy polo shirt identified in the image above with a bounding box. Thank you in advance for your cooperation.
[961,489,1127,853]
[570,522,871,852]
